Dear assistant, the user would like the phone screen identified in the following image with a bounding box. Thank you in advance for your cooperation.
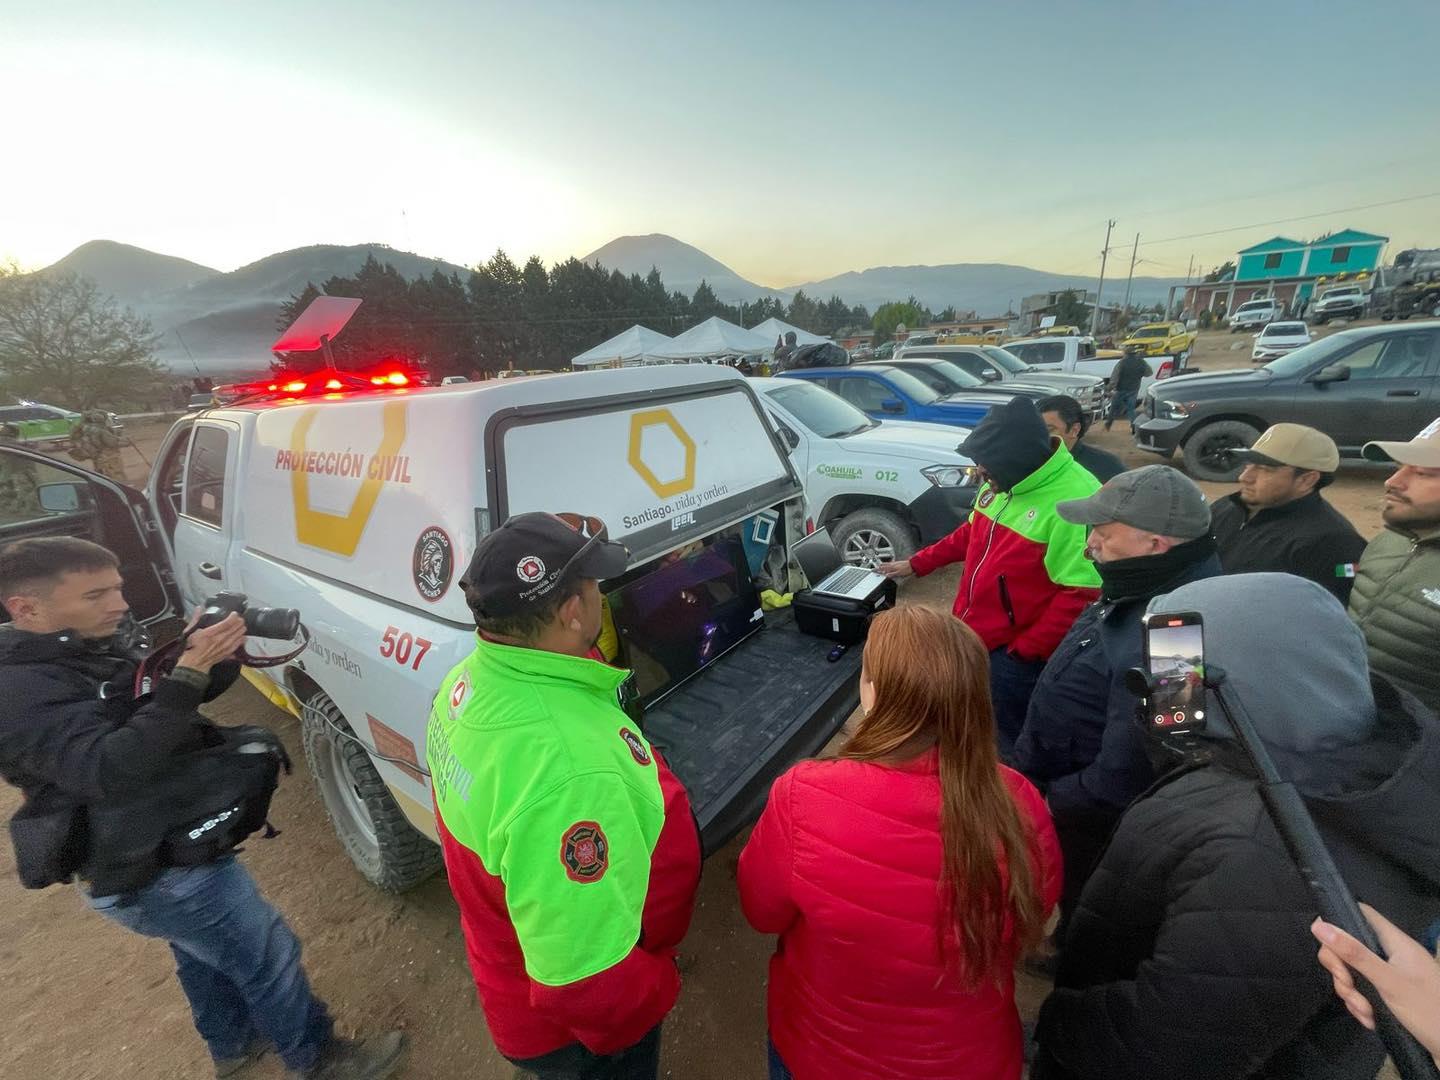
[1143,612,1206,731]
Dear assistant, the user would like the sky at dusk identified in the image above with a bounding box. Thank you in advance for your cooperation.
[4,0,1439,286]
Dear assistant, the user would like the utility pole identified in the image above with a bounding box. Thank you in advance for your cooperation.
[1122,232,1141,313]
[1091,218,1116,335]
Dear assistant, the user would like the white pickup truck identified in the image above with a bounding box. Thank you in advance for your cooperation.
[751,376,980,566]
[1002,335,1181,395]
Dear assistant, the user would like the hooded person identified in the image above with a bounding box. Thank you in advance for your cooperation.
[882,397,1102,752]
[1032,573,1440,1080]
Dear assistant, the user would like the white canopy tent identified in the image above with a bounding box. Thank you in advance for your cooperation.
[650,316,773,360]
[749,317,831,346]
[571,324,675,368]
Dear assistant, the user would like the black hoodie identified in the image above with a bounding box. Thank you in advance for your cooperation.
[958,397,1056,492]
[0,626,239,891]
[1035,575,1440,1080]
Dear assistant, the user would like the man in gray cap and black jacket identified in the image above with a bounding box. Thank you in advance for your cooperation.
[1209,423,1365,604]
[1014,465,1220,936]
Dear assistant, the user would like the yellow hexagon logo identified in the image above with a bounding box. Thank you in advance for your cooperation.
[628,409,696,498]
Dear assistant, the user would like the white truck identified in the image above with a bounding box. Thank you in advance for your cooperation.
[751,376,980,566]
[1002,335,1179,395]
[0,366,869,891]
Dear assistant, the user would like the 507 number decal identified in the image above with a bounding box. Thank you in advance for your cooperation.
[380,626,433,670]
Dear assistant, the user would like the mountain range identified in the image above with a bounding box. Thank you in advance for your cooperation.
[38,235,1185,373]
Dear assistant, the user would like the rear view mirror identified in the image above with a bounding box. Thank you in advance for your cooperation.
[37,481,89,513]
[880,398,905,414]
[1311,363,1351,384]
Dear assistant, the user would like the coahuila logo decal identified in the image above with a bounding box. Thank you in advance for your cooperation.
[628,409,696,498]
[282,402,408,557]
[817,463,863,480]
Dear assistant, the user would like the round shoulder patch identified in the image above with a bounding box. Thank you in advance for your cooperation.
[619,727,652,766]
[413,525,455,602]
[560,821,609,883]
[977,488,996,509]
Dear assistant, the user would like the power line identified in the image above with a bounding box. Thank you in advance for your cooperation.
[1135,191,1440,248]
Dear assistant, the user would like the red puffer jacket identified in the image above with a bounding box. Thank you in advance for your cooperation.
[738,751,1061,1080]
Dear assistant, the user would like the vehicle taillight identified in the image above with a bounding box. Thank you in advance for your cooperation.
[1157,361,1173,380]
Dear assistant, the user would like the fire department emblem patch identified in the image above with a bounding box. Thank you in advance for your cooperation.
[412,525,454,602]
[619,727,652,766]
[516,555,546,583]
[977,489,996,509]
[561,821,609,883]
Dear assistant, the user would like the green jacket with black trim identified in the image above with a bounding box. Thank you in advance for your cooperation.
[426,637,701,1060]
[910,442,1102,661]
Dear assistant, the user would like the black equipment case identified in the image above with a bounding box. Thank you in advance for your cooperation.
[792,577,896,644]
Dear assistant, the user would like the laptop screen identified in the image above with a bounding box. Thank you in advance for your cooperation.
[606,527,764,706]
[792,526,843,586]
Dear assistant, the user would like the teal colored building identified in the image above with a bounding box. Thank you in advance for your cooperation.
[1184,227,1389,316]
[1236,229,1388,283]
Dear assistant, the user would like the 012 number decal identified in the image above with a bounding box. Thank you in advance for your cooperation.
[380,625,433,670]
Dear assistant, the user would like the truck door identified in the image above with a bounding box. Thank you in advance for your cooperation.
[0,444,181,627]
[1300,329,1439,451]
[171,419,242,610]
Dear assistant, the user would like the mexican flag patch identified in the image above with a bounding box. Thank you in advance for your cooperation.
[1335,564,1356,579]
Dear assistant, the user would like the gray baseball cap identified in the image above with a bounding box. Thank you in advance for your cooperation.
[1056,465,1211,539]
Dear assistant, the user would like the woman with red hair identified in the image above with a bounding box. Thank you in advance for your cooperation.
[739,604,1062,1079]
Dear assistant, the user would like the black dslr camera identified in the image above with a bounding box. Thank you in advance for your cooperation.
[192,591,300,641]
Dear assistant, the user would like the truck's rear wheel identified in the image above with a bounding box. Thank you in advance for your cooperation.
[1181,420,1260,483]
[831,508,917,568]
[301,691,443,892]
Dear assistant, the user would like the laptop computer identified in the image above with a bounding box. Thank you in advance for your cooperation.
[793,526,890,600]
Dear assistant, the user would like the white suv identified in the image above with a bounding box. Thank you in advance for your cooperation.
[1228,298,1284,332]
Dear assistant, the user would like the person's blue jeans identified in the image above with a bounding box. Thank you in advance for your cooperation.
[86,857,333,1072]
[990,647,1047,760]
[767,1038,795,1080]
[1107,391,1137,428]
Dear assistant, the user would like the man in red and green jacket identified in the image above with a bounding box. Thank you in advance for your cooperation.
[427,512,701,1079]
[883,398,1101,753]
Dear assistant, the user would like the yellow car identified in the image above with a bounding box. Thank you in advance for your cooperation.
[1120,321,1197,358]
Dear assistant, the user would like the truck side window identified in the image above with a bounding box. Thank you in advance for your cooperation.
[184,425,230,527]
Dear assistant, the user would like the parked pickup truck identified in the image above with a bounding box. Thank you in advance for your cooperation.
[1003,335,1184,395]
[1120,322,1197,360]
[1135,321,1440,481]
[753,376,979,566]
[0,401,82,449]
[1311,284,1368,324]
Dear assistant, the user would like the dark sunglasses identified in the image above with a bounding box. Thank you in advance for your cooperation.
[551,512,613,579]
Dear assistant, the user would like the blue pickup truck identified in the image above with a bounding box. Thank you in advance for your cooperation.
[778,365,1009,428]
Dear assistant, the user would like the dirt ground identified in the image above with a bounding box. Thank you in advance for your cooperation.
[0,334,1405,1079]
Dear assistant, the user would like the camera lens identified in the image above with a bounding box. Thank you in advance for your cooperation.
[244,606,300,640]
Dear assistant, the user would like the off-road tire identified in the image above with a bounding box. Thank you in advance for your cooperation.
[301,691,443,892]
[1181,419,1261,483]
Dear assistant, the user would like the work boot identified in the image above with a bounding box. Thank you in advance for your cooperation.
[215,1036,268,1078]
[288,1031,408,1079]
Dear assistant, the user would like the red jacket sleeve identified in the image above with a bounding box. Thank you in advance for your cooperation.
[910,517,972,578]
[737,769,800,934]
[1009,583,1099,661]
[1002,766,1063,916]
[641,749,702,953]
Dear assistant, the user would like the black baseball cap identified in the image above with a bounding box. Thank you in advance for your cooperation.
[461,512,629,618]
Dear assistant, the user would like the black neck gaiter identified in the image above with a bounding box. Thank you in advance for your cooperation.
[1095,534,1216,601]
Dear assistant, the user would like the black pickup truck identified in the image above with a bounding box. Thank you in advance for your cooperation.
[1136,321,1440,481]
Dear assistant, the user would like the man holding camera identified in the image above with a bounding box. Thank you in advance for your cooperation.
[0,537,405,1080]
[1032,574,1440,1080]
